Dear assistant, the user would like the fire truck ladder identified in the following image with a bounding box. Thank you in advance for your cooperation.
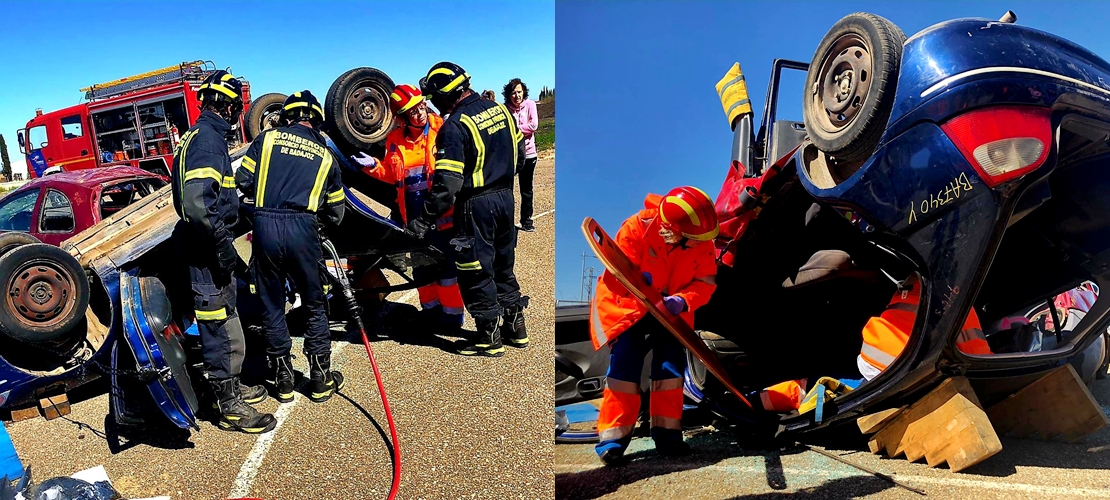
[81,61,217,100]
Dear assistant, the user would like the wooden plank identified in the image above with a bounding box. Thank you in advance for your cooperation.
[9,407,39,422]
[987,364,1109,442]
[38,394,70,421]
[857,407,905,434]
[867,378,1002,472]
[868,377,982,458]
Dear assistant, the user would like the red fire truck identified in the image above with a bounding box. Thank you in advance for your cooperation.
[16,61,255,179]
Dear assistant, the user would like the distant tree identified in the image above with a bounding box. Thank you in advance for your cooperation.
[0,134,10,180]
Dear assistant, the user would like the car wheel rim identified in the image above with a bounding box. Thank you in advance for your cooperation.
[811,33,873,134]
[262,103,283,132]
[6,260,75,328]
[344,81,392,142]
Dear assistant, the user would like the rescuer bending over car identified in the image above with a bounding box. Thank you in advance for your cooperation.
[350,83,466,330]
[589,186,719,465]
[171,71,277,434]
[236,91,348,405]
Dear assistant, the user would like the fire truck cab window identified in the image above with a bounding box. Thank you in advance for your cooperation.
[138,97,188,158]
[93,106,141,163]
[28,126,47,150]
[61,115,84,140]
[40,189,74,233]
[0,189,40,232]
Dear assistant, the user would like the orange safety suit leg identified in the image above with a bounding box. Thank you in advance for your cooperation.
[596,316,687,458]
[437,277,465,319]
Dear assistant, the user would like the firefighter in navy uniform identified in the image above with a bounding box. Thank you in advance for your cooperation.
[408,62,530,357]
[235,91,347,403]
[171,70,276,434]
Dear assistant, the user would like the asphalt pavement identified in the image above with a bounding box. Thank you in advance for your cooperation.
[555,367,1110,499]
[5,152,556,500]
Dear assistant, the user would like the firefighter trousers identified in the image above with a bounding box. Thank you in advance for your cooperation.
[595,316,687,456]
[252,209,330,357]
[174,224,246,381]
[451,188,522,323]
[414,228,465,318]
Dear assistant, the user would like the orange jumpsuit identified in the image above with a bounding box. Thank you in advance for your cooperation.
[590,195,717,451]
[759,276,993,412]
[361,114,464,319]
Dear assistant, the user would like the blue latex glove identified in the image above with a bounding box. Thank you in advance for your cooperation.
[663,295,686,315]
[641,272,653,286]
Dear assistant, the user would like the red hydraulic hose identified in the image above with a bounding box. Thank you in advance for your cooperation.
[357,324,401,500]
[323,239,401,500]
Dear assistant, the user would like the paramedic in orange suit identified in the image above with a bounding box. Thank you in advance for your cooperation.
[350,84,465,328]
[757,273,994,412]
[589,186,719,465]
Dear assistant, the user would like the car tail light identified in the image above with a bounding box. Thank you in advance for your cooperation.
[940,106,1053,187]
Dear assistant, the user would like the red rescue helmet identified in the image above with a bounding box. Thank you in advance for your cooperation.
[390,84,425,115]
[658,186,719,241]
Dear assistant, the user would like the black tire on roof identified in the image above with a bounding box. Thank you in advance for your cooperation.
[0,232,40,260]
[803,12,906,164]
[324,67,396,154]
[0,243,90,345]
[246,92,288,141]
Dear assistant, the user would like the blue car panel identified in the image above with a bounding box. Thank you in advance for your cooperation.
[118,270,199,430]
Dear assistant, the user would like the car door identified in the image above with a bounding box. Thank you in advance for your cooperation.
[35,189,77,246]
[118,269,198,429]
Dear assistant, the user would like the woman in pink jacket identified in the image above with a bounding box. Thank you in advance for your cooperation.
[504,78,539,232]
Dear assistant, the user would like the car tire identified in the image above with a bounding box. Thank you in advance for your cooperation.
[324,67,396,153]
[246,93,288,141]
[0,243,90,345]
[803,12,906,164]
[1098,330,1110,379]
[0,232,40,259]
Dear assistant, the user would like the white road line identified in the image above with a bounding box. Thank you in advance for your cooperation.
[554,463,1110,497]
[534,209,554,220]
[227,340,349,498]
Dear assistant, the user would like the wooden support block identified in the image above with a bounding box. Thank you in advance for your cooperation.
[987,364,1109,443]
[857,407,904,434]
[868,377,983,458]
[9,407,39,422]
[39,394,70,421]
[866,376,1002,472]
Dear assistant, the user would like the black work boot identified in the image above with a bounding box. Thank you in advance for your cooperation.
[501,305,529,349]
[239,380,268,404]
[270,354,295,403]
[457,318,506,357]
[307,352,345,403]
[211,377,277,434]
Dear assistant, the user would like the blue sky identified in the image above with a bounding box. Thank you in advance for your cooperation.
[0,0,554,174]
[554,0,1110,303]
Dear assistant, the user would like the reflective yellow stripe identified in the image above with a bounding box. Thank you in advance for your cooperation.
[222,176,236,188]
[256,132,276,207]
[176,129,200,221]
[308,152,334,212]
[435,159,465,174]
[241,156,256,173]
[441,73,468,92]
[459,114,484,187]
[195,308,228,321]
[283,101,324,117]
[456,260,482,271]
[326,189,344,204]
[429,68,456,78]
[499,103,521,169]
[199,82,238,99]
[184,167,223,183]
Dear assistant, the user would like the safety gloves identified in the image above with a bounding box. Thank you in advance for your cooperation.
[406,216,433,239]
[663,295,686,315]
[350,152,377,168]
